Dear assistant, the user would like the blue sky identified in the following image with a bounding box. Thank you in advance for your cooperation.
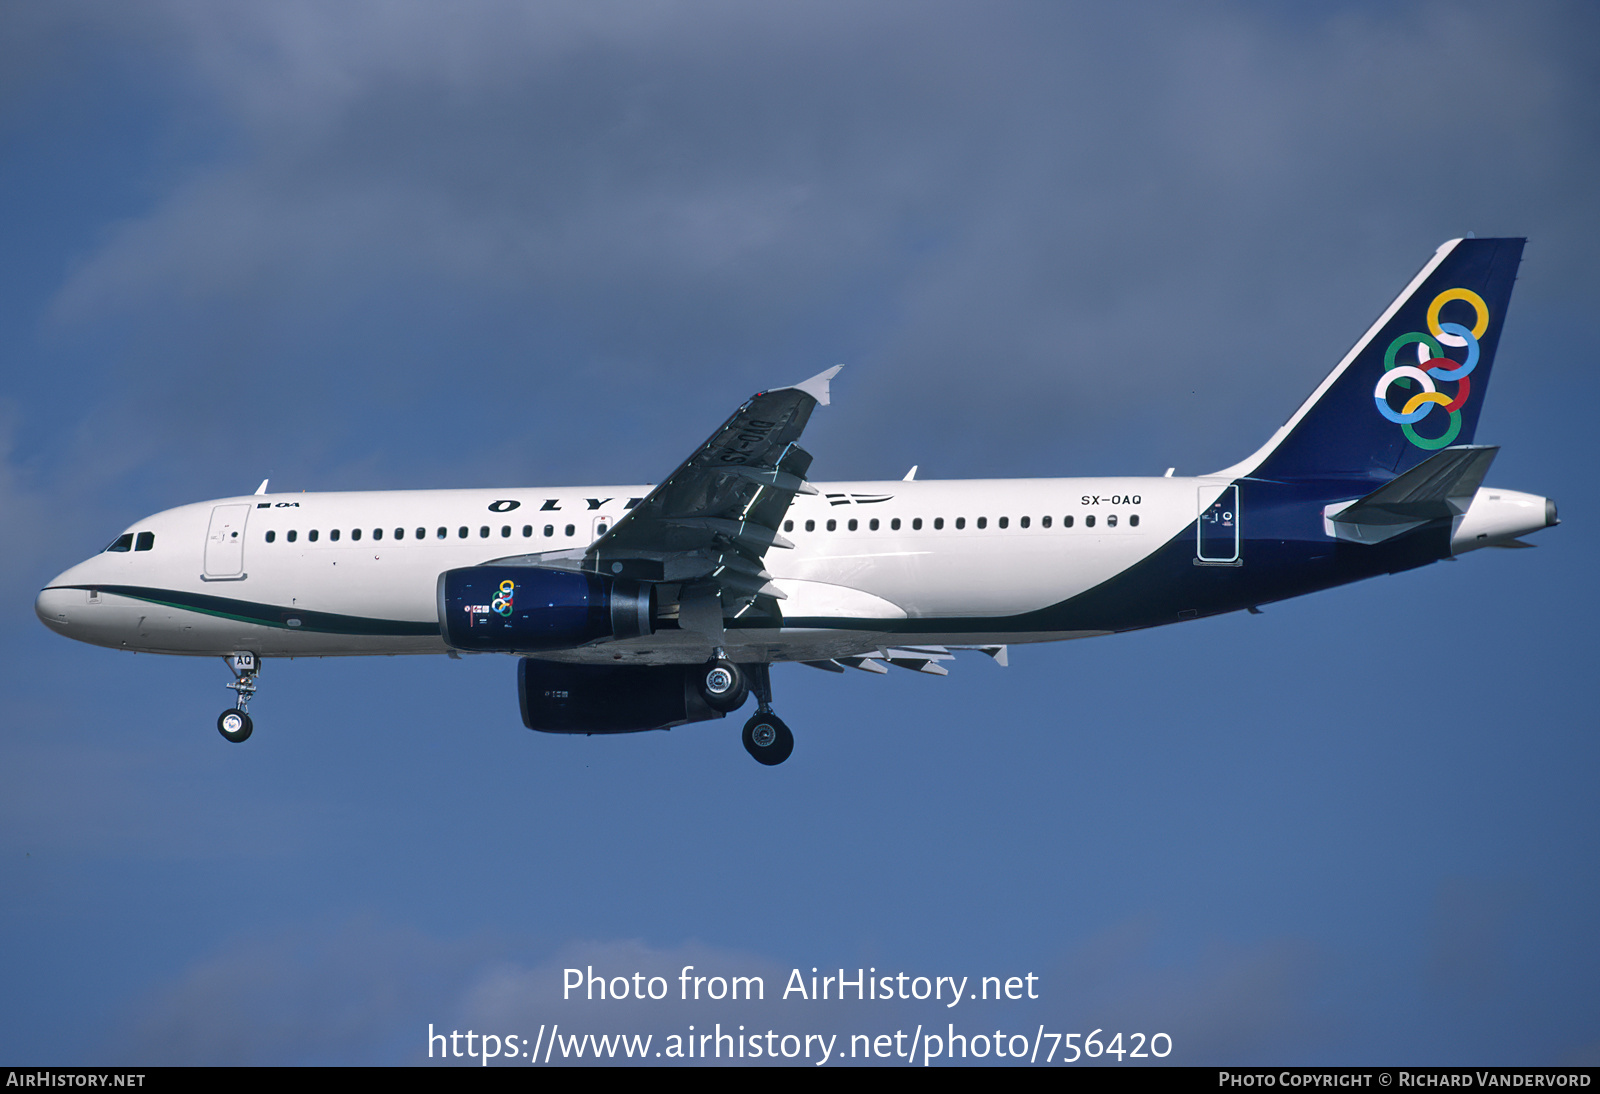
[2,0,1596,1066]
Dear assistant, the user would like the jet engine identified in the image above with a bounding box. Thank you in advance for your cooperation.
[437,566,654,653]
[518,659,726,733]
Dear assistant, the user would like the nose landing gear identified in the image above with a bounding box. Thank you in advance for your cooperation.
[218,652,258,743]
[739,662,793,766]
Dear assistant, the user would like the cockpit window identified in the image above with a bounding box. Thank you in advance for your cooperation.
[135,532,155,551]
[105,533,134,553]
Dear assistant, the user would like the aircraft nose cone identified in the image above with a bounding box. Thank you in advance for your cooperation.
[36,585,75,632]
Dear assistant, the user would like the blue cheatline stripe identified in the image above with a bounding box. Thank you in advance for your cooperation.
[53,585,440,637]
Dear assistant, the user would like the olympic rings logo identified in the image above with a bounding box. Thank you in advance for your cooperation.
[1373,288,1489,450]
[492,579,516,617]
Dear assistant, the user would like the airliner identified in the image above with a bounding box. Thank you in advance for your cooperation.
[35,238,1556,764]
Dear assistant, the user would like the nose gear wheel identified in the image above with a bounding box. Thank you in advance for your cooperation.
[217,652,260,743]
[217,708,253,743]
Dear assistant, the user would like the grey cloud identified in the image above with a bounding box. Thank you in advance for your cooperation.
[112,918,490,1064]
[1046,918,1326,1064]
[115,925,840,1065]
[31,2,1595,489]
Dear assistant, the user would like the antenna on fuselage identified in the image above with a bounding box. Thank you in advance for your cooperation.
[903,466,918,481]
[254,479,269,495]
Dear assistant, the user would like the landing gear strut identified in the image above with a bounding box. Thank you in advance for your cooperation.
[740,662,793,766]
[218,652,258,743]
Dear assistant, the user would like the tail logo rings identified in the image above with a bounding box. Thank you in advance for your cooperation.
[1373,288,1488,450]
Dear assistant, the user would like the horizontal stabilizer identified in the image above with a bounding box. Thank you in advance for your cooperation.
[1324,445,1499,545]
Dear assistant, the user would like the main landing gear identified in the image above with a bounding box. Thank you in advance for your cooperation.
[697,654,750,713]
[738,662,793,767]
[696,653,794,765]
[742,711,793,766]
[218,652,258,743]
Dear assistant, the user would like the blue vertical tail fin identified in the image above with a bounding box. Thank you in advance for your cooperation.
[1226,237,1524,482]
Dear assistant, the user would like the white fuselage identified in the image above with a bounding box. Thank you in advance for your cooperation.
[35,476,1223,663]
[35,475,1550,666]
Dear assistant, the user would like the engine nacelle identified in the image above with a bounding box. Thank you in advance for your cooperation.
[518,659,725,733]
[437,566,654,653]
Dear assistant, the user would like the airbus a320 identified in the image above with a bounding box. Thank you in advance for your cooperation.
[36,238,1556,764]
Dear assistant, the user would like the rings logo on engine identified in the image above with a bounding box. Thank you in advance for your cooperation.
[1374,287,1488,450]
[492,579,516,617]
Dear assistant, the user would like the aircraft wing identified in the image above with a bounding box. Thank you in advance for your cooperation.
[585,366,841,615]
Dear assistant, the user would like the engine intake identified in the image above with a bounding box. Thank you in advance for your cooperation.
[438,566,654,652]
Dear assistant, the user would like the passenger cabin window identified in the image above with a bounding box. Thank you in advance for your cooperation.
[1064,515,1074,528]
[479,526,489,538]
[331,529,340,541]
[977,517,988,529]
[1130,514,1140,527]
[868,518,879,531]
[1107,514,1118,527]
[416,527,425,539]
[287,530,298,543]
[308,530,319,542]
[105,533,134,553]
[998,517,1008,529]
[352,528,362,541]
[891,518,901,530]
[805,519,815,532]
[458,527,468,538]
[934,518,944,530]
[544,525,554,537]
[955,517,966,529]
[374,528,383,541]
[912,518,922,530]
[265,531,276,544]
[437,527,447,539]
[1085,515,1096,528]
[1042,516,1052,528]
[523,525,532,537]
[784,520,794,532]
[826,519,837,532]
[394,528,404,540]
[564,524,575,537]
[1019,516,1029,529]
[135,531,155,551]
[501,526,511,537]
[848,518,858,531]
